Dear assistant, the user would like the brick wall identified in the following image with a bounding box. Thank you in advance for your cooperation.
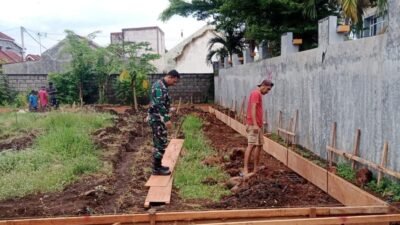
[6,74,48,92]
[6,73,215,104]
[148,73,214,103]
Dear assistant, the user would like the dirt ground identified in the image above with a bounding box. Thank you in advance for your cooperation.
[0,105,342,219]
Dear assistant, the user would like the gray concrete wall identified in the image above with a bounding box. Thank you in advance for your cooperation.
[215,4,400,172]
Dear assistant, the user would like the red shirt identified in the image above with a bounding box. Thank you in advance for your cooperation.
[38,89,48,107]
[246,89,263,127]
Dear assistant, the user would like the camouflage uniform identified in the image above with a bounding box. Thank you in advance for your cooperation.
[148,79,171,162]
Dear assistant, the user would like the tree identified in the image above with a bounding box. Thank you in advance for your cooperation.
[0,62,13,105]
[111,42,160,111]
[64,30,97,106]
[161,0,339,55]
[206,28,244,63]
[93,47,122,104]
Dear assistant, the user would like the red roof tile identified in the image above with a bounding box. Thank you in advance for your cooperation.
[26,54,41,61]
[0,50,22,64]
[0,32,14,41]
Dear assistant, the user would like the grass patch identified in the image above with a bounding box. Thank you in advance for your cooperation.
[336,162,356,182]
[0,112,112,200]
[174,115,229,201]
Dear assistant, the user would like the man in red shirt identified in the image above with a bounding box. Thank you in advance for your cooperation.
[244,79,273,175]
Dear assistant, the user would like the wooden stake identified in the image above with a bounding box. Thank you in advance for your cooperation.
[287,118,293,145]
[351,129,361,170]
[176,97,182,114]
[277,111,283,137]
[264,110,268,134]
[329,122,337,168]
[377,141,389,185]
[292,110,299,144]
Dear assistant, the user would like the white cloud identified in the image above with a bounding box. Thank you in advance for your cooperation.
[0,0,207,55]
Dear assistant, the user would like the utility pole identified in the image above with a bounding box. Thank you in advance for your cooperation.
[20,26,25,61]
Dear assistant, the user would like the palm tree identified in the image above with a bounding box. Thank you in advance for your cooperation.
[206,28,245,64]
[303,0,387,24]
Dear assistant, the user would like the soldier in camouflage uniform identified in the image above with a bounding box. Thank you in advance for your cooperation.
[148,70,180,175]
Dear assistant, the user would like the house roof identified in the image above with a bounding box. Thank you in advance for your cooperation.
[122,26,165,35]
[0,32,14,41]
[26,54,41,61]
[0,50,22,64]
[164,25,217,60]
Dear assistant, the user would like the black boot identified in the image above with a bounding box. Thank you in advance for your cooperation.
[153,158,171,176]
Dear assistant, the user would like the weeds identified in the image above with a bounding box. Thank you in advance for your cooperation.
[336,162,356,182]
[0,112,112,200]
[174,115,229,201]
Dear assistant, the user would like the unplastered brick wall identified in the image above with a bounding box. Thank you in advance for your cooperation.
[149,73,214,103]
[6,74,48,92]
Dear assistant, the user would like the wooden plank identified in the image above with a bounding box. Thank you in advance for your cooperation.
[145,175,172,187]
[263,137,288,165]
[145,139,184,187]
[287,151,328,192]
[352,129,361,170]
[329,122,337,168]
[377,142,388,185]
[144,178,173,208]
[199,214,400,225]
[277,128,295,136]
[327,146,400,180]
[327,172,387,206]
[0,206,389,225]
[210,107,387,207]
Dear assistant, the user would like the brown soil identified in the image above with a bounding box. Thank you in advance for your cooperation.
[0,132,37,152]
[0,108,157,218]
[196,110,341,209]
[0,105,350,219]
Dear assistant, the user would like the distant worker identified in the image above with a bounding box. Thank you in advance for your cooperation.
[148,70,180,176]
[38,86,48,112]
[47,82,58,109]
[244,79,274,175]
[28,90,38,112]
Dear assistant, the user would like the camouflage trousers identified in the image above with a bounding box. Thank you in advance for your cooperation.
[149,120,168,160]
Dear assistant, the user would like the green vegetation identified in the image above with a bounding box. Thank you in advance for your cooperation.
[49,31,158,106]
[161,0,388,57]
[0,112,112,200]
[336,162,356,182]
[174,115,229,201]
[367,178,400,201]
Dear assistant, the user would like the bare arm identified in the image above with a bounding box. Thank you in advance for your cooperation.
[251,103,259,129]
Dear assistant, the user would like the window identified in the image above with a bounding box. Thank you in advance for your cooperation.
[362,14,387,37]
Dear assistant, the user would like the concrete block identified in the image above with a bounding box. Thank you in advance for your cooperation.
[281,32,299,56]
[318,16,345,48]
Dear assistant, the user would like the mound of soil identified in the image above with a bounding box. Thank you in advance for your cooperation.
[0,133,37,152]
[196,110,341,209]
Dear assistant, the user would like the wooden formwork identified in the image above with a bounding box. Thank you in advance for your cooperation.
[0,206,395,225]
[200,106,388,207]
[2,105,399,225]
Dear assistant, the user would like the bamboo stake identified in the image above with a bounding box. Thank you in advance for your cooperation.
[176,97,182,114]
[329,122,337,168]
[277,111,283,137]
[287,118,293,145]
[352,129,361,170]
[377,141,389,185]
[292,110,299,144]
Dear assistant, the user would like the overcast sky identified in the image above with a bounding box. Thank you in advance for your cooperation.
[0,0,207,55]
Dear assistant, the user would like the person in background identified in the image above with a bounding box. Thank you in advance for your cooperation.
[38,86,48,112]
[28,90,38,112]
[47,82,58,109]
[244,79,274,175]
